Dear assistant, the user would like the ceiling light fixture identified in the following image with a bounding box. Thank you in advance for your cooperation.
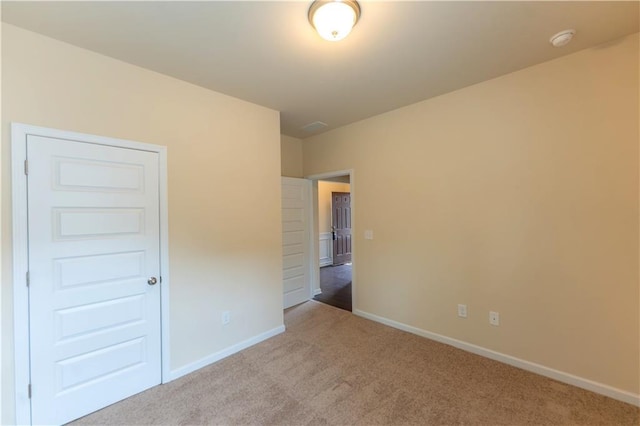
[308,0,361,42]
[549,29,575,47]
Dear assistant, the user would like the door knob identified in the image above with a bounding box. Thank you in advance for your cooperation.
[147,277,158,285]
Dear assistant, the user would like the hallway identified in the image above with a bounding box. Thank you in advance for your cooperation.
[313,264,352,311]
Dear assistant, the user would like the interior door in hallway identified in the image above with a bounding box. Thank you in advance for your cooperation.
[26,135,162,425]
[332,192,352,265]
[282,177,312,309]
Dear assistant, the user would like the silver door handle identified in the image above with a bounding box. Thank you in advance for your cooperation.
[148,277,158,286]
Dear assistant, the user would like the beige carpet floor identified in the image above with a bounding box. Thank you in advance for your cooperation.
[73,301,639,425]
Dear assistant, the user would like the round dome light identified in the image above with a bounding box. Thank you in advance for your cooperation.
[309,1,361,42]
[550,29,576,47]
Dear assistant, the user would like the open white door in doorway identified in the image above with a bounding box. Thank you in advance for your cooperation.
[281,177,312,309]
[12,124,169,425]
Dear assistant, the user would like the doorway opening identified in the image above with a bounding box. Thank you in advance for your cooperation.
[311,175,352,311]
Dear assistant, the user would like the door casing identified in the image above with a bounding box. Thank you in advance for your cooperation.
[11,123,171,425]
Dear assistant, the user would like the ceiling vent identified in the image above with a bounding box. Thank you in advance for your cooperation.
[301,121,328,133]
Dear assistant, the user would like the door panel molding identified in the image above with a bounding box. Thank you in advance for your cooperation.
[281,177,313,309]
[11,123,171,425]
[331,192,352,265]
[319,232,333,266]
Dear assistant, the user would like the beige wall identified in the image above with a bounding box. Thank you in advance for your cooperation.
[318,181,350,234]
[0,13,3,426]
[1,24,283,423]
[304,34,640,395]
[281,134,303,177]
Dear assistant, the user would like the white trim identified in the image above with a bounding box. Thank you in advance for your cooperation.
[353,308,640,407]
[306,169,353,181]
[305,180,316,301]
[310,181,321,297]
[319,232,333,266]
[305,181,317,301]
[11,123,172,425]
[11,124,31,425]
[158,147,172,384]
[168,325,286,381]
[313,288,323,296]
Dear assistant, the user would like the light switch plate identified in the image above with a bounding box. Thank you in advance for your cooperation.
[457,304,467,318]
[364,230,373,240]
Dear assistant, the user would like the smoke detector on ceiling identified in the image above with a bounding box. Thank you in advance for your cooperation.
[549,29,575,47]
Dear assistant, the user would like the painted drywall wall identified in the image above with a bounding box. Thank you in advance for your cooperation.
[318,181,351,234]
[281,135,303,178]
[1,24,283,423]
[0,12,3,426]
[303,33,639,396]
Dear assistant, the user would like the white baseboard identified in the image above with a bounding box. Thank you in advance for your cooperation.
[167,325,286,381]
[313,288,322,296]
[353,309,639,407]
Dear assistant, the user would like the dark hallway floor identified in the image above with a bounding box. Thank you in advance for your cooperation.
[313,263,352,311]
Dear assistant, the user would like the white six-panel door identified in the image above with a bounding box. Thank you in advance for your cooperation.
[281,177,312,309]
[26,135,162,424]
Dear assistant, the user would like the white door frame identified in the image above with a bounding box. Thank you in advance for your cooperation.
[305,169,355,310]
[11,123,171,425]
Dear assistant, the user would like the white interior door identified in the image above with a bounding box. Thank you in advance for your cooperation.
[27,135,162,425]
[282,177,312,309]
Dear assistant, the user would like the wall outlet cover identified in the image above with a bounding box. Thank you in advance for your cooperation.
[489,311,500,326]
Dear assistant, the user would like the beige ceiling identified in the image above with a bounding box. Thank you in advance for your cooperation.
[2,1,639,139]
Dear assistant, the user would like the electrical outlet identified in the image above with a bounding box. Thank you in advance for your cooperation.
[222,311,231,325]
[457,304,467,318]
[489,311,500,326]
[364,230,374,240]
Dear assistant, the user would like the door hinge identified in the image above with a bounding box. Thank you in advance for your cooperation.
[28,384,32,399]
[24,159,28,175]
[159,276,163,284]
[26,271,30,287]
